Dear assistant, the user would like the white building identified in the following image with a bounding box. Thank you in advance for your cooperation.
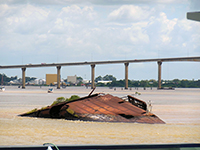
[67,75,77,84]
[97,80,112,84]
[33,79,46,85]
[82,79,90,84]
[8,79,21,85]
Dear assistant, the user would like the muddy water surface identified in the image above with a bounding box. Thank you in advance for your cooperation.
[0,86,200,145]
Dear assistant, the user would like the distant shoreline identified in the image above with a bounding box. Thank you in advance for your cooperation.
[1,86,200,95]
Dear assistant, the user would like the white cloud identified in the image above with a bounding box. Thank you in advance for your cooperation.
[178,19,193,31]
[108,5,152,22]
[123,25,149,44]
[161,35,171,43]
[0,1,199,80]
[0,0,189,6]
[157,12,177,43]
[2,4,50,34]
[59,5,97,22]
[0,4,9,17]
[159,12,177,34]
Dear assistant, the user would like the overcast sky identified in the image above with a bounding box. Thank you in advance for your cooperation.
[0,0,200,80]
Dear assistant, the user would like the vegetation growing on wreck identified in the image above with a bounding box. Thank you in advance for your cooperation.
[66,95,80,102]
[23,95,80,115]
[25,108,38,115]
[51,97,66,106]
[51,95,80,106]
[66,108,79,118]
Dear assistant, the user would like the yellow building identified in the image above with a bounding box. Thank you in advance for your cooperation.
[46,74,57,85]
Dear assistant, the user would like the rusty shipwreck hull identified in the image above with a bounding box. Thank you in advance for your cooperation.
[20,93,165,124]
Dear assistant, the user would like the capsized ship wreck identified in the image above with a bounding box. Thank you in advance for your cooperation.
[20,93,165,124]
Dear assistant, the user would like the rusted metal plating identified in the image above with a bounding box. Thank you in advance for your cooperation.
[20,93,165,124]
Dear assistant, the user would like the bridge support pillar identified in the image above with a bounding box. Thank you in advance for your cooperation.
[157,61,162,89]
[57,66,61,89]
[124,62,129,89]
[91,64,95,89]
[21,67,26,89]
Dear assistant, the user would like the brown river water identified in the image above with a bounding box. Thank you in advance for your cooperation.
[0,86,200,146]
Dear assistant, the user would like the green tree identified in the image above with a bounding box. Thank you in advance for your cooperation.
[77,76,83,80]
[25,77,36,82]
[103,75,116,81]
[96,82,106,87]
[95,76,103,82]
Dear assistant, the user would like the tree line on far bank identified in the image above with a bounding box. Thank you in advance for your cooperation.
[94,75,200,88]
[102,79,200,88]
[0,73,200,88]
[0,74,36,84]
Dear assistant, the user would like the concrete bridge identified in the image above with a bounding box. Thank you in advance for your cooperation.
[0,56,200,89]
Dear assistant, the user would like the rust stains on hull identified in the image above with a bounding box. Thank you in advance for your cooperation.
[20,93,165,124]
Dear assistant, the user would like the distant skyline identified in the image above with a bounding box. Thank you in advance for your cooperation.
[0,0,200,80]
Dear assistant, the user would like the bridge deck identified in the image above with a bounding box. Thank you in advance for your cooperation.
[0,56,200,69]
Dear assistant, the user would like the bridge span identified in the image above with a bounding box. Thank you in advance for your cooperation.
[0,56,200,89]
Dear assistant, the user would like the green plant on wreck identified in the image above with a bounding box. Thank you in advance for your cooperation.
[51,97,66,106]
[26,108,38,114]
[66,95,80,102]
[66,108,79,118]
[41,106,48,110]
[51,95,80,106]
